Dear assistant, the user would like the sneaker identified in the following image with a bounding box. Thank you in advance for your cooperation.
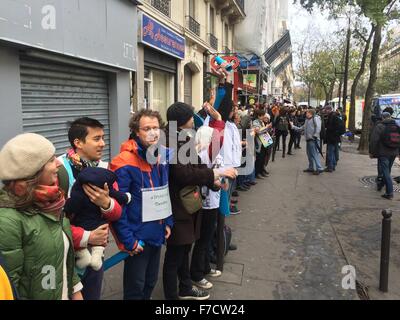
[324,168,333,173]
[230,206,241,215]
[248,181,257,186]
[256,174,265,179]
[381,194,393,200]
[193,278,213,290]
[207,269,222,278]
[179,286,210,300]
[261,172,269,178]
[228,243,237,251]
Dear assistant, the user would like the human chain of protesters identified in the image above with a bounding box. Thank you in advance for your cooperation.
[1,69,400,300]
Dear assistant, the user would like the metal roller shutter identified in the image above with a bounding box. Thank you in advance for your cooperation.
[20,55,111,161]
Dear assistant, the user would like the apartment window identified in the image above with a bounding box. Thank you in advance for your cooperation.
[210,7,215,34]
[189,0,195,17]
[225,23,229,47]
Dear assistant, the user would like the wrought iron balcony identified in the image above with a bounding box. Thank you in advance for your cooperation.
[151,0,170,17]
[186,16,200,37]
[209,33,218,51]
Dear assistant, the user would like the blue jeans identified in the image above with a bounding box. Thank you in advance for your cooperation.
[306,139,323,172]
[378,156,396,196]
[123,245,161,300]
[327,143,337,170]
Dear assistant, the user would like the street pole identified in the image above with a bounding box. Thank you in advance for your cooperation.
[342,17,351,115]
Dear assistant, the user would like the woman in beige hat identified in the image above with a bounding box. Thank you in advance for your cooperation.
[0,133,83,300]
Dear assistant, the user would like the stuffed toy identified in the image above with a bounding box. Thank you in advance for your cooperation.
[64,167,131,271]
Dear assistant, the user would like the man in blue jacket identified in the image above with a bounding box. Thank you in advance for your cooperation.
[110,109,173,300]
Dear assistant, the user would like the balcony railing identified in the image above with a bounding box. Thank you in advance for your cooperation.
[209,33,218,51]
[151,0,170,17]
[186,16,200,37]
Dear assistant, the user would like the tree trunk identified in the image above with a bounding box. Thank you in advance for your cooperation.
[349,27,375,132]
[358,23,382,154]
[329,80,335,102]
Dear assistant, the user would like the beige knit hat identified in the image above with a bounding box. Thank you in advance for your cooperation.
[0,133,56,181]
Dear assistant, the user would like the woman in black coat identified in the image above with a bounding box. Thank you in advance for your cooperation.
[163,102,236,301]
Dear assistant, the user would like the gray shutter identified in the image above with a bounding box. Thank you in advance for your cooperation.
[20,56,111,161]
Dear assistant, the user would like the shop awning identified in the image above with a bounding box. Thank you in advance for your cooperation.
[263,30,291,65]
[273,53,293,75]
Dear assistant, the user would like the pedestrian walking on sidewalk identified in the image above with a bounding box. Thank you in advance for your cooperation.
[369,111,400,200]
[324,106,346,172]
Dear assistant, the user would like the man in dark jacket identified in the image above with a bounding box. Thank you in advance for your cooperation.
[324,107,345,172]
[369,111,400,200]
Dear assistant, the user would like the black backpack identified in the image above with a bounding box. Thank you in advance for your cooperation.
[381,122,400,149]
[277,117,289,132]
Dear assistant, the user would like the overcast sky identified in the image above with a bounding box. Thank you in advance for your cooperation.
[288,2,348,80]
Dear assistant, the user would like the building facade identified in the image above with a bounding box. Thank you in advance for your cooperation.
[133,0,246,120]
[234,0,294,104]
[0,0,139,160]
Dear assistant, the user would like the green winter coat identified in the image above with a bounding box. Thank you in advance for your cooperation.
[0,189,81,300]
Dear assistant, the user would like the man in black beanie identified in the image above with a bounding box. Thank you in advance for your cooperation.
[167,102,195,129]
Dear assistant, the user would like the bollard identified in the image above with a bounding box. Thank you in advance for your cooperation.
[379,209,392,292]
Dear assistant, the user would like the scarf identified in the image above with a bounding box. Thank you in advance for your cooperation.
[33,182,65,214]
[66,148,99,172]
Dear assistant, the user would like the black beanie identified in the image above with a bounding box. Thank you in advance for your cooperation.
[167,102,194,127]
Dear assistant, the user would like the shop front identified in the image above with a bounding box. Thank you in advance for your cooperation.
[139,13,185,121]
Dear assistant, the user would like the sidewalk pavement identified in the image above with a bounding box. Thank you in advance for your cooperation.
[102,141,400,300]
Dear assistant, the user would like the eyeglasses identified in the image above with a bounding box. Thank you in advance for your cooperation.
[139,127,160,133]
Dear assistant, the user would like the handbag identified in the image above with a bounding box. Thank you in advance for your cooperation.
[257,132,274,148]
[179,185,203,214]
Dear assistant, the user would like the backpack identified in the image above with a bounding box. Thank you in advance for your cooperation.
[277,117,289,132]
[381,122,400,149]
[337,117,346,136]
[211,224,232,258]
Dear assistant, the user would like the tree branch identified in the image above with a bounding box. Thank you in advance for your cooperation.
[386,0,398,17]
[354,28,368,43]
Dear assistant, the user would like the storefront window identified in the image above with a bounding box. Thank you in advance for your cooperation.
[203,72,219,103]
[152,69,174,121]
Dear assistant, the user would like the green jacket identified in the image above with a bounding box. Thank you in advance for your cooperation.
[0,190,81,300]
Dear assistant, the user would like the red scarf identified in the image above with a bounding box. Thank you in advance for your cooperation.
[33,181,65,215]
